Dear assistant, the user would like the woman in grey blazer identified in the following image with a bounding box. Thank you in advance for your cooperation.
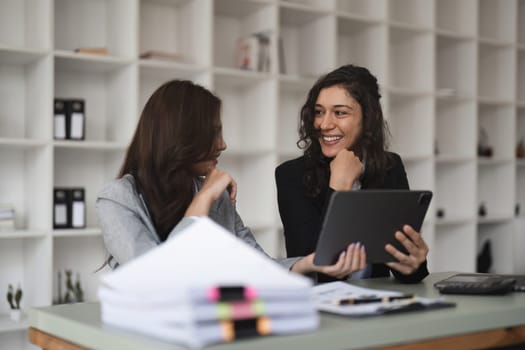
[96,79,358,278]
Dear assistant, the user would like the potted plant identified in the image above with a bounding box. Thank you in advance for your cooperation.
[6,284,23,321]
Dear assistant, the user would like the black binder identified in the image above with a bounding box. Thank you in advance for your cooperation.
[68,99,85,140]
[53,99,68,140]
[53,188,71,228]
[71,188,86,228]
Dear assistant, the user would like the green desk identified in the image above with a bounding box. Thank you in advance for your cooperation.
[29,272,525,350]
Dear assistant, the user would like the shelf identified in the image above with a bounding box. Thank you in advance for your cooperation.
[477,215,514,225]
[435,161,476,221]
[215,76,276,153]
[0,138,47,149]
[139,0,211,66]
[53,235,107,303]
[52,228,102,237]
[433,224,476,272]
[337,15,386,80]
[478,104,515,159]
[399,154,433,162]
[477,158,514,166]
[213,67,271,88]
[387,94,433,158]
[54,60,137,145]
[0,46,48,65]
[477,97,514,106]
[53,141,127,151]
[436,35,476,98]
[478,44,515,101]
[435,155,475,164]
[215,0,272,18]
[478,220,516,273]
[402,158,434,192]
[0,314,29,333]
[280,4,330,26]
[335,0,386,21]
[0,230,46,239]
[388,0,433,29]
[435,217,474,226]
[435,0,476,37]
[213,0,274,71]
[139,59,207,77]
[477,162,515,221]
[2,2,525,346]
[388,27,433,90]
[279,5,335,77]
[0,0,51,50]
[478,0,517,43]
[278,74,316,91]
[435,99,476,159]
[54,50,131,73]
[279,1,332,16]
[54,0,136,58]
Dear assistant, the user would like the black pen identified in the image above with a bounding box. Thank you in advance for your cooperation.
[333,294,414,305]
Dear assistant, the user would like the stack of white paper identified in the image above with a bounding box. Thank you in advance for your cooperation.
[98,217,318,348]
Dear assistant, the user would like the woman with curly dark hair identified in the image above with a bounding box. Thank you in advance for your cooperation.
[96,79,361,279]
[276,64,430,283]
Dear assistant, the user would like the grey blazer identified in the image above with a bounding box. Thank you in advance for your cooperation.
[96,174,300,270]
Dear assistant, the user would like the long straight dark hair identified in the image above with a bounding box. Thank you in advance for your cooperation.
[119,80,221,241]
[298,64,391,197]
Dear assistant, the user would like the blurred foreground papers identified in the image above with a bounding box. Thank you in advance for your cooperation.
[98,217,318,348]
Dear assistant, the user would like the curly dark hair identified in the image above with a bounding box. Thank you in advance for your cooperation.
[298,64,392,197]
[119,80,221,241]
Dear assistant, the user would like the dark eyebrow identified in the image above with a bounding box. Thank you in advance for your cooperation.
[333,104,352,109]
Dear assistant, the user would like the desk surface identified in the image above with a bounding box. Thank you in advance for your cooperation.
[29,272,525,350]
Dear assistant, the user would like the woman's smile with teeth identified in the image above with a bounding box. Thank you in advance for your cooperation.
[323,135,342,142]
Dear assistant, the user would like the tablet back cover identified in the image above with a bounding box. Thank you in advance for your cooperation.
[313,190,432,265]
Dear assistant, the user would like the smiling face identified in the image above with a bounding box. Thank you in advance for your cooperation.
[313,85,363,158]
[190,122,226,176]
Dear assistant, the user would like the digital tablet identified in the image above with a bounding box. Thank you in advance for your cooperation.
[313,190,432,265]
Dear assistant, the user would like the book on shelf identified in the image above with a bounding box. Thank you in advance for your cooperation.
[139,50,187,62]
[73,47,108,55]
[54,99,85,141]
[236,32,271,73]
[53,188,86,229]
[0,206,15,220]
[98,217,318,348]
[0,205,15,231]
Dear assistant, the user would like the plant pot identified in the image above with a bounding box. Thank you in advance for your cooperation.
[10,309,22,322]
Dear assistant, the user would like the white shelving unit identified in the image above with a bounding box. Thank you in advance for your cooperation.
[1,0,525,347]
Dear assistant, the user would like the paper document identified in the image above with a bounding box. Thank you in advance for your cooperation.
[99,217,319,348]
[313,281,455,317]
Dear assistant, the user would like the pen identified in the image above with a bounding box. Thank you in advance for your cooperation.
[333,294,414,305]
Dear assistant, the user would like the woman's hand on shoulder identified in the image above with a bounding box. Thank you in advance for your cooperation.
[185,168,237,217]
[329,150,363,191]
[385,225,429,275]
[292,243,366,279]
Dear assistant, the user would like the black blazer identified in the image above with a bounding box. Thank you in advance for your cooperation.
[275,152,428,283]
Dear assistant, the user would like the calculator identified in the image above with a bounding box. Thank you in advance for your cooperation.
[434,273,516,295]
